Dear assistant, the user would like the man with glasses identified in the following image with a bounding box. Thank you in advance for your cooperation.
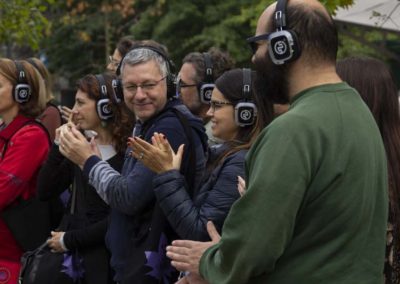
[61,46,208,283]
[178,47,234,145]
[167,0,388,283]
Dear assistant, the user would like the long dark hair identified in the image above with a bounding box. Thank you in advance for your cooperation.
[209,68,274,168]
[76,73,135,153]
[337,56,400,256]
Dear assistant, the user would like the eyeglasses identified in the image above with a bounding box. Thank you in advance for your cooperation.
[176,76,197,90]
[209,100,233,112]
[123,76,167,95]
[246,33,271,54]
[108,56,120,67]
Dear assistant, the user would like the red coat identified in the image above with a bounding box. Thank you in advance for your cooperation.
[0,115,50,283]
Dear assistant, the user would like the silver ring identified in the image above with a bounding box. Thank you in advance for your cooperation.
[139,152,144,159]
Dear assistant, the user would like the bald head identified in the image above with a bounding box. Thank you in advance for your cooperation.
[256,0,338,65]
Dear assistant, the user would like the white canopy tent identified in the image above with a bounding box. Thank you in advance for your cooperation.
[334,0,400,33]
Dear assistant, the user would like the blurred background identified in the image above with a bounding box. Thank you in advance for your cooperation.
[1,0,399,104]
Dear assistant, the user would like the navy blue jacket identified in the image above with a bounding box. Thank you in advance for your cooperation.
[83,99,208,282]
[153,144,246,241]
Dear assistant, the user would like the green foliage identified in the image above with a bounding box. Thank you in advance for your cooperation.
[0,0,54,52]
[130,0,256,67]
[42,0,136,82]
[38,0,359,84]
[130,0,355,68]
[322,0,353,14]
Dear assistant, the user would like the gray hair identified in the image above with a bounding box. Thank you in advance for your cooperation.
[120,48,169,77]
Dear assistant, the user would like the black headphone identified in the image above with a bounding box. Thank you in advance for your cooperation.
[26,58,41,74]
[198,52,215,104]
[268,0,301,65]
[13,61,32,104]
[114,45,176,100]
[234,68,257,127]
[95,74,116,121]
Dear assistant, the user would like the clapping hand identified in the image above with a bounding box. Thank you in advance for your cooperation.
[58,115,100,168]
[166,221,221,275]
[176,273,210,284]
[127,132,184,174]
[237,176,246,197]
[59,106,73,124]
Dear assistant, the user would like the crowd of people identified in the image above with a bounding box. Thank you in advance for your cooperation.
[0,0,398,283]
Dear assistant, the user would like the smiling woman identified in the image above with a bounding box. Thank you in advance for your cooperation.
[36,72,134,284]
[128,68,274,243]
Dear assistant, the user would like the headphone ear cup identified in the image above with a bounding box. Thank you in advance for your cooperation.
[199,83,214,104]
[13,61,32,104]
[96,98,113,120]
[235,102,257,127]
[112,79,124,103]
[268,30,301,65]
[14,84,31,103]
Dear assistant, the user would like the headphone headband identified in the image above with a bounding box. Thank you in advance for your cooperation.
[197,52,215,104]
[26,58,41,74]
[275,0,287,30]
[242,68,251,101]
[203,52,213,83]
[95,74,108,99]
[15,61,28,85]
[117,45,175,76]
[13,61,31,104]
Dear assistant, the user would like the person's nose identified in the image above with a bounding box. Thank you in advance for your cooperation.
[206,106,214,118]
[134,87,147,100]
[71,104,79,113]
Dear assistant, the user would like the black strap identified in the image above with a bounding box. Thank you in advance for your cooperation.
[140,106,197,197]
[70,177,78,215]
[170,108,196,196]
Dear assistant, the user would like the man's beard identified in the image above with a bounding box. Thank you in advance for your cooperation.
[253,53,290,104]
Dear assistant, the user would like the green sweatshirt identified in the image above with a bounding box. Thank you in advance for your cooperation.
[200,83,388,284]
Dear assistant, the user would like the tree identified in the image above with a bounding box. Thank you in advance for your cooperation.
[41,0,356,85]
[42,0,136,82]
[129,0,354,68]
[0,0,54,57]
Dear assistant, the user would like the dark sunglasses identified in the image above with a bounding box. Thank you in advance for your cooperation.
[246,33,271,54]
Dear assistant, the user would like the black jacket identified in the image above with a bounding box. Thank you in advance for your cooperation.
[37,144,124,284]
[153,144,246,241]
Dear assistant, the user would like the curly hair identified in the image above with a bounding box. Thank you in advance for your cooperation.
[116,36,136,57]
[76,73,135,153]
[182,47,235,84]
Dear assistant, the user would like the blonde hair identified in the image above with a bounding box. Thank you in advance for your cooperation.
[0,58,47,118]
[26,57,54,102]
